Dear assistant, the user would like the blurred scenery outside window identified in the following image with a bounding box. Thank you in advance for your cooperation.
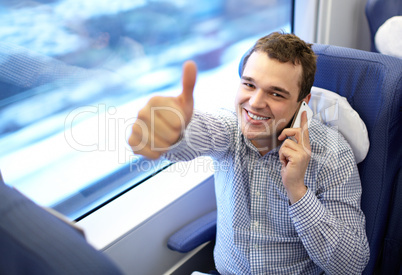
[0,0,292,219]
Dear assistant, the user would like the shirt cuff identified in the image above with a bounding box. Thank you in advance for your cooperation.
[288,188,326,233]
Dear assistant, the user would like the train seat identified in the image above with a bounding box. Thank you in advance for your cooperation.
[365,0,402,53]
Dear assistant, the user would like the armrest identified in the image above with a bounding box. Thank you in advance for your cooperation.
[167,210,217,253]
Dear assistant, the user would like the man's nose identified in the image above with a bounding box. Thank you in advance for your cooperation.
[249,89,266,109]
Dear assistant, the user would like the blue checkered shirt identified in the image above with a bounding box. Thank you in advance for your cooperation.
[165,109,369,274]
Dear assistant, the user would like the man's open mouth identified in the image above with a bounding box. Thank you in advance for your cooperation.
[247,110,270,120]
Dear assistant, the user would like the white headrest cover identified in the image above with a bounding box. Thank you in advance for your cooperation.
[309,87,370,163]
[375,16,402,59]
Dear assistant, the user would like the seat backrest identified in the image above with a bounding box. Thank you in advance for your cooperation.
[312,44,402,274]
[365,0,402,52]
[0,175,123,274]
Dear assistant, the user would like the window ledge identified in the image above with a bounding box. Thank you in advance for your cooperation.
[76,157,214,250]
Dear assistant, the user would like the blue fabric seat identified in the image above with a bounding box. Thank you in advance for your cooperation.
[312,44,402,274]
[0,174,122,275]
[167,44,402,274]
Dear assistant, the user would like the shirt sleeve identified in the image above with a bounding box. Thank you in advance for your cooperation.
[288,147,370,274]
[163,109,235,162]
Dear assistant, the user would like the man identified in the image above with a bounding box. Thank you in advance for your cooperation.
[129,32,369,274]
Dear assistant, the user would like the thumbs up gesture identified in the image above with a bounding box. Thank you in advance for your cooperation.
[128,61,197,159]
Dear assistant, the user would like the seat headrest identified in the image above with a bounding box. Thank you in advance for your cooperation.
[309,87,369,163]
[375,16,402,58]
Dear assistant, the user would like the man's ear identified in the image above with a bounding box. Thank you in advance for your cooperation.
[302,93,312,104]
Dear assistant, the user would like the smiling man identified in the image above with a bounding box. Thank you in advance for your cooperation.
[237,49,304,148]
[129,32,369,274]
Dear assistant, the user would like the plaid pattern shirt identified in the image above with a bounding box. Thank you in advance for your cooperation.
[165,109,369,275]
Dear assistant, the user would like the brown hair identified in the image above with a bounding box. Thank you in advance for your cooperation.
[241,32,317,101]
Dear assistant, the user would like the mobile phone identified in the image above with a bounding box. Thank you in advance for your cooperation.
[291,101,313,128]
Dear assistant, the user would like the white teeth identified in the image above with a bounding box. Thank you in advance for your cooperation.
[247,111,269,120]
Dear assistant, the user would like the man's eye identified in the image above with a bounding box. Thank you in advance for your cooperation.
[272,92,283,98]
[243,83,255,89]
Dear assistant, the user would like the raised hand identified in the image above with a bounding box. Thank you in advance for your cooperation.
[128,61,197,159]
[278,110,311,204]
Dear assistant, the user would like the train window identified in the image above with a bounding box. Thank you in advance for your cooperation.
[0,0,293,220]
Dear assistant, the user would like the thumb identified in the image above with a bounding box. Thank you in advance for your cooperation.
[177,60,197,126]
[178,60,197,107]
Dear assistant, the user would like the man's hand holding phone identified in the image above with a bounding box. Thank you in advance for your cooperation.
[278,103,312,204]
[128,61,197,160]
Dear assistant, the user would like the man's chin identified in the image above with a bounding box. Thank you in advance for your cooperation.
[242,131,281,152]
[242,131,273,141]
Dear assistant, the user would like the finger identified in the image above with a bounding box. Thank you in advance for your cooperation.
[300,111,311,148]
[129,120,149,150]
[279,145,293,166]
[134,110,181,148]
[154,103,186,132]
[129,122,171,156]
[300,110,308,131]
[152,115,183,144]
[278,128,301,142]
[133,145,163,160]
[279,129,311,159]
[279,140,298,163]
[281,138,300,151]
[279,144,306,167]
[178,60,197,106]
[148,131,174,152]
[146,96,186,131]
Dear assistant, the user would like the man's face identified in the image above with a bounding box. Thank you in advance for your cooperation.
[235,51,309,152]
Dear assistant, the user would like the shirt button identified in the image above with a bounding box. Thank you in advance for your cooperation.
[254,221,259,227]
[254,244,258,249]
[255,191,260,197]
